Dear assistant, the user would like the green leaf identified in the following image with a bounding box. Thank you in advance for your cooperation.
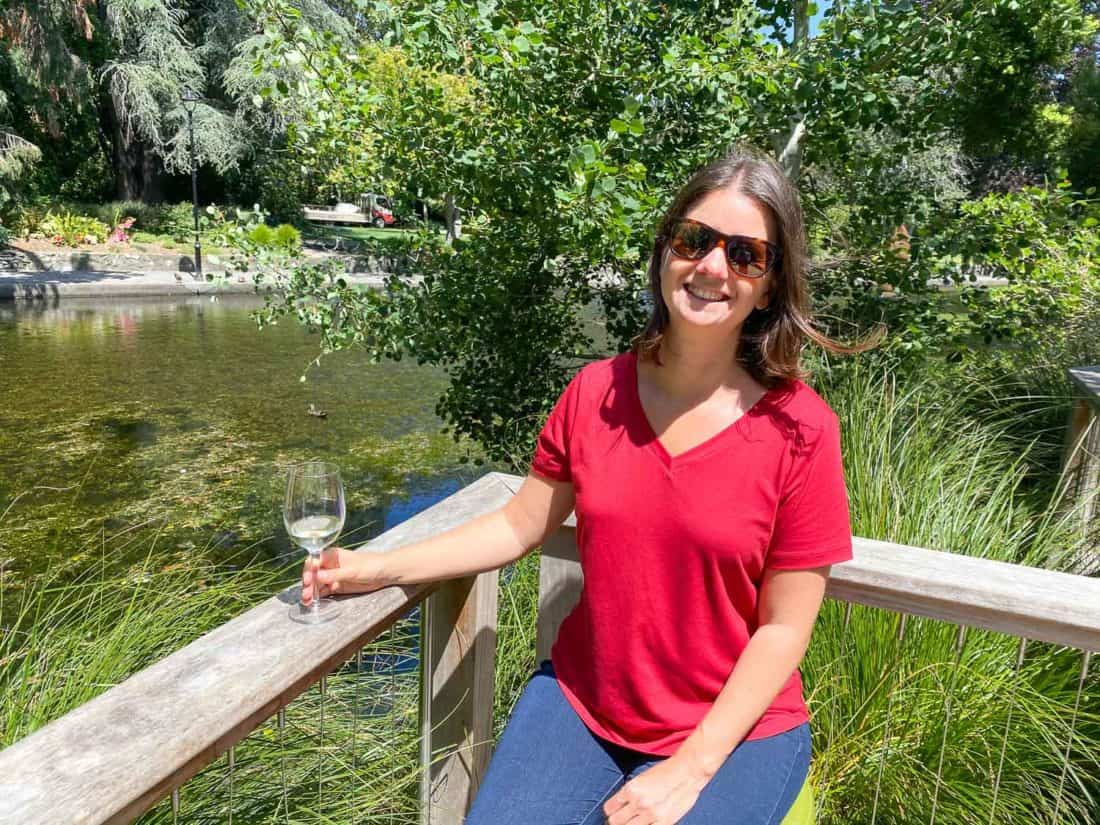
[610,119,629,134]
[512,35,531,53]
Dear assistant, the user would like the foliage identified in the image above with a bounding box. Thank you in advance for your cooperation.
[272,222,302,252]
[0,131,42,205]
[802,366,1099,823]
[32,210,110,245]
[246,0,1098,464]
[0,0,359,203]
[1065,54,1100,192]
[809,181,1099,366]
[248,222,276,248]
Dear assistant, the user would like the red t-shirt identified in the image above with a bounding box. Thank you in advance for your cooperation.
[530,352,852,756]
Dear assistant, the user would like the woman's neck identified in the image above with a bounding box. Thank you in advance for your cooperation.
[645,327,753,402]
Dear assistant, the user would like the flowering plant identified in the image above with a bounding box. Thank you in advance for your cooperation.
[108,216,137,245]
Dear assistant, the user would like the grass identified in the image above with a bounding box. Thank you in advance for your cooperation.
[2,363,1098,823]
[301,224,428,255]
[128,230,237,257]
[802,365,1099,824]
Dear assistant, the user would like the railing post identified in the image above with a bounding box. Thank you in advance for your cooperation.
[419,570,499,824]
[536,527,583,663]
[1063,366,1100,569]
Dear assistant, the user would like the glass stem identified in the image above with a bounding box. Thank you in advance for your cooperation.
[310,551,322,615]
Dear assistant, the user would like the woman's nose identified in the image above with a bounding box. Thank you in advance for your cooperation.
[695,244,729,279]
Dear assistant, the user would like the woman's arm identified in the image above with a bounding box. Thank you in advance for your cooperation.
[303,473,575,603]
[604,565,831,825]
[677,565,830,774]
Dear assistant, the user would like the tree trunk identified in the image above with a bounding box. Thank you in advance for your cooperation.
[104,109,167,202]
[444,192,462,242]
[771,0,810,179]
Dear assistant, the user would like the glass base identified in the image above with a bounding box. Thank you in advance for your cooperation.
[290,598,341,624]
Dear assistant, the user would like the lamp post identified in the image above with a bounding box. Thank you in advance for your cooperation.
[181,88,203,281]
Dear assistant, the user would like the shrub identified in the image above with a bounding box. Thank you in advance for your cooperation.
[248,222,276,248]
[80,201,167,235]
[273,223,302,252]
[11,205,49,238]
[37,210,110,245]
[164,202,198,242]
[0,222,10,247]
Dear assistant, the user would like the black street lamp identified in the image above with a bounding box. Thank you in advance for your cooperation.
[181,88,203,281]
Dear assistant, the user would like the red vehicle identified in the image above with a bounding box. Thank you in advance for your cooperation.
[362,193,397,228]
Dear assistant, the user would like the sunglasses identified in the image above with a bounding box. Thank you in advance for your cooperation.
[665,218,781,278]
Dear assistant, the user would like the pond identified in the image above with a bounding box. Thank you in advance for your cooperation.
[0,295,488,586]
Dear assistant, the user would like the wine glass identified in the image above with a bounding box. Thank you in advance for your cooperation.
[285,461,346,624]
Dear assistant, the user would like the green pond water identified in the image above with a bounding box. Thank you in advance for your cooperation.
[0,295,487,586]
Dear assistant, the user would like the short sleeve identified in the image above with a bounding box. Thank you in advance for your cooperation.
[766,412,853,570]
[530,370,584,482]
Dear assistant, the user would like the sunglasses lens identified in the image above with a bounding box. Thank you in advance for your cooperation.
[726,239,768,276]
[668,222,713,259]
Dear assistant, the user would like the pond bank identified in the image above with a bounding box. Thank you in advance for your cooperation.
[0,242,410,299]
[0,269,395,300]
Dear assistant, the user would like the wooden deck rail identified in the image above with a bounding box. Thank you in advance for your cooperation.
[1,471,1098,825]
[1065,365,1100,533]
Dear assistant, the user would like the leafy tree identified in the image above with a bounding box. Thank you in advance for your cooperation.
[248,0,1096,466]
[0,0,357,203]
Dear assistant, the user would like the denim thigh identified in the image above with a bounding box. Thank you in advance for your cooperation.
[466,661,810,825]
[624,724,811,825]
[465,661,626,825]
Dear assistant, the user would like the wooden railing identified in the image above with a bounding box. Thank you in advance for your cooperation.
[0,471,1098,824]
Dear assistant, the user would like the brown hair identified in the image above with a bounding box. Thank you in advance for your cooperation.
[632,146,875,386]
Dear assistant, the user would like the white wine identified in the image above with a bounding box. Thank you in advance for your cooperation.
[284,462,346,623]
[288,514,342,553]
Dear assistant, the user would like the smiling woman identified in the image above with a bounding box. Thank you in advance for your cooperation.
[301,147,876,825]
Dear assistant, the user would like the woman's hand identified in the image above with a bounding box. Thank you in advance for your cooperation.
[603,751,710,825]
[301,546,389,604]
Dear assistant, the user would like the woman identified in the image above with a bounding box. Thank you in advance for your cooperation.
[302,147,859,824]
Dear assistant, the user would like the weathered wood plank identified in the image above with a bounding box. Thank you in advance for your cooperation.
[0,472,516,825]
[1068,365,1100,403]
[828,537,1100,651]
[419,571,499,825]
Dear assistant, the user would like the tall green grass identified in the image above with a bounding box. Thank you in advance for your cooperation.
[802,366,1099,824]
[0,536,427,824]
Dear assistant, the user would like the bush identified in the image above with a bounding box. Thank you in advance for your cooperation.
[273,223,302,252]
[164,202,198,242]
[247,223,276,248]
[11,204,49,238]
[0,223,11,247]
[37,210,110,245]
[79,201,167,236]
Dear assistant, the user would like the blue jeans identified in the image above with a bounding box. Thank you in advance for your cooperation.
[466,661,810,824]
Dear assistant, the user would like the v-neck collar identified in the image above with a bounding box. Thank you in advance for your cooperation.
[626,351,775,469]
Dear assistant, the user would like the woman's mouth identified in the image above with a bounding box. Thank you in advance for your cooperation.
[684,283,729,303]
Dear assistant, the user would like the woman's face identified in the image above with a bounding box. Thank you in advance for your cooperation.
[659,185,777,338]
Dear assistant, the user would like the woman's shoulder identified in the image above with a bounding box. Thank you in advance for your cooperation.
[773,378,838,424]
[566,352,633,393]
[753,377,840,448]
